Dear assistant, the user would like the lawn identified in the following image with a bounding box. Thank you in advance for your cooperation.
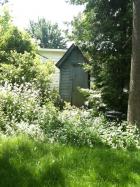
[0,136,140,187]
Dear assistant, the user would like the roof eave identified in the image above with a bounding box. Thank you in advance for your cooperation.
[56,44,76,68]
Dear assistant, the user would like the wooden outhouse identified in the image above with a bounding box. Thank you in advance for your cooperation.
[56,44,89,107]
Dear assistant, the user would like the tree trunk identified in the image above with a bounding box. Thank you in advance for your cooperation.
[127,0,140,126]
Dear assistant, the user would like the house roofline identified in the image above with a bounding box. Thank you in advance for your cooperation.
[37,48,67,53]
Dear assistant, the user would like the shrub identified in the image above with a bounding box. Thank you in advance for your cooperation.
[0,83,59,140]
[0,51,37,84]
[0,81,139,150]
[34,61,55,104]
[43,105,140,149]
[0,82,40,122]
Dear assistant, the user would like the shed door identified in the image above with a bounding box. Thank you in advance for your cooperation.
[72,66,89,107]
[60,67,73,103]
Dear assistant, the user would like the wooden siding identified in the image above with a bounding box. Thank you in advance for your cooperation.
[59,47,89,106]
[60,67,73,102]
[37,48,66,89]
[72,66,89,106]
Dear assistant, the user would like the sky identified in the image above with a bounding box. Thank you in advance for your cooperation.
[8,0,84,29]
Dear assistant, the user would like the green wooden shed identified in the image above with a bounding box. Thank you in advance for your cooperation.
[56,44,90,107]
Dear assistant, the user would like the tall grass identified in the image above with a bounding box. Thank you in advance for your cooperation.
[0,135,140,187]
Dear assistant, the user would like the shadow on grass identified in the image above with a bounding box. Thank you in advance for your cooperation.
[64,147,140,186]
[91,149,140,185]
[0,153,38,187]
[0,141,66,187]
[0,155,66,187]
[0,136,140,187]
[41,162,66,187]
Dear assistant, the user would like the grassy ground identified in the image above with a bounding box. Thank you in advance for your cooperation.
[0,136,140,187]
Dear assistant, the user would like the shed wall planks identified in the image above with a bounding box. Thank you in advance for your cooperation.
[58,45,89,106]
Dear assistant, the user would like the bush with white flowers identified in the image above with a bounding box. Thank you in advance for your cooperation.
[0,83,139,149]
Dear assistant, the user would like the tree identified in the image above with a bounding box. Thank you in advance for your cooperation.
[0,7,37,69]
[67,0,132,114]
[0,8,55,104]
[28,18,66,49]
[0,7,36,61]
[127,0,140,126]
[0,9,36,83]
[0,27,35,54]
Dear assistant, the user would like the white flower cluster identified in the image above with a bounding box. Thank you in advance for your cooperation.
[0,82,139,149]
[0,82,40,100]
[51,107,140,149]
[0,82,46,140]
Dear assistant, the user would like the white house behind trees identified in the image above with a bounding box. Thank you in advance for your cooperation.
[37,47,66,89]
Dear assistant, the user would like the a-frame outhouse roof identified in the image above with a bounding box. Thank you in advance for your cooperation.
[56,44,89,68]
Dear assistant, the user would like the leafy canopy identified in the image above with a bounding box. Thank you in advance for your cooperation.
[0,6,36,63]
[28,18,67,49]
[67,0,132,114]
[0,8,56,105]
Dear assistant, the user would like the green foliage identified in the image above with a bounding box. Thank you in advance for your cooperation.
[79,88,105,115]
[0,52,37,84]
[66,0,87,5]
[0,82,61,140]
[0,9,63,139]
[0,83,40,123]
[0,27,35,54]
[34,61,55,104]
[45,106,140,149]
[0,136,140,186]
[0,82,139,149]
[0,7,39,86]
[0,8,36,57]
[0,80,139,149]
[0,6,11,32]
[0,8,56,105]
[28,18,67,49]
[0,4,139,176]
[0,52,55,106]
[67,0,132,114]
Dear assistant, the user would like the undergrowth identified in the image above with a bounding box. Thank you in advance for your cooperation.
[0,83,139,149]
